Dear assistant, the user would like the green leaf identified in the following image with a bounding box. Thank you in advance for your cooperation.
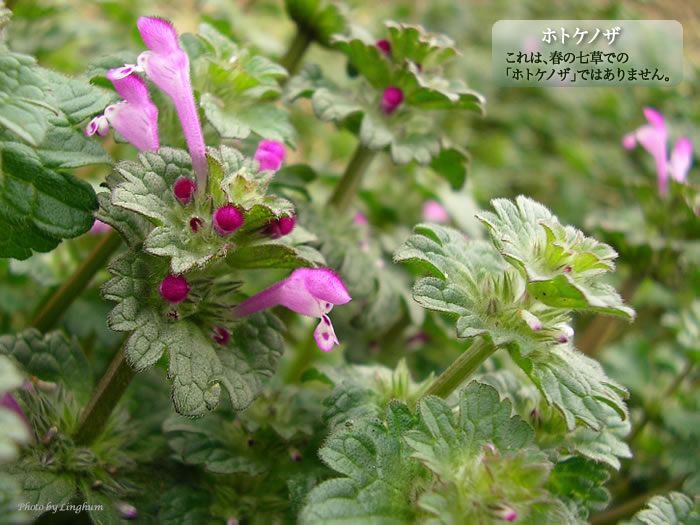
[384,21,457,65]
[39,68,112,126]
[632,492,700,525]
[389,129,440,165]
[94,192,151,247]
[404,382,569,524]
[285,63,336,103]
[285,0,347,47]
[0,49,54,147]
[509,343,629,431]
[159,486,212,525]
[300,404,422,524]
[0,329,92,403]
[662,300,700,363]
[546,457,611,520]
[394,223,573,355]
[310,87,363,122]
[0,475,29,524]
[429,145,469,189]
[8,469,76,519]
[103,250,285,416]
[331,36,392,89]
[0,141,98,259]
[477,196,635,319]
[111,147,296,273]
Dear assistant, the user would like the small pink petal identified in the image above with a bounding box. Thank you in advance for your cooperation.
[670,137,693,183]
[643,107,666,131]
[254,140,286,172]
[621,133,636,150]
[88,220,111,235]
[106,70,152,106]
[422,200,449,223]
[314,315,339,352]
[136,17,180,54]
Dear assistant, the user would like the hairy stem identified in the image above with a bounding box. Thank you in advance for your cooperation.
[424,338,496,398]
[590,477,685,525]
[279,28,312,78]
[31,230,122,333]
[74,344,135,446]
[578,275,640,355]
[326,144,376,212]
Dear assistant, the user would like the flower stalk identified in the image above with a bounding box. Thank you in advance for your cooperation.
[424,338,497,398]
[326,144,377,212]
[31,229,122,333]
[279,28,312,78]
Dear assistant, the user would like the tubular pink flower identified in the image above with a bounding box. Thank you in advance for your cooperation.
[234,267,351,352]
[136,16,207,189]
[670,137,693,183]
[381,86,404,114]
[624,107,668,196]
[422,200,450,223]
[102,70,160,152]
[254,140,286,172]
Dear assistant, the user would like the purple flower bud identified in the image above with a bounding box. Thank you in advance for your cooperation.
[381,86,404,115]
[189,216,203,233]
[254,140,286,172]
[376,39,391,57]
[519,310,542,332]
[557,326,574,344]
[173,177,196,204]
[212,326,231,345]
[116,503,138,520]
[265,216,296,238]
[213,205,244,236]
[159,274,189,304]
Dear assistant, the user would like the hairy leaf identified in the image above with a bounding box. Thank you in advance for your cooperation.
[633,492,700,525]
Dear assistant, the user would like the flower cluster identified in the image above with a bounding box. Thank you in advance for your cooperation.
[623,107,693,196]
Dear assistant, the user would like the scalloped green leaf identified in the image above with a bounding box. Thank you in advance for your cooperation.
[0,329,91,403]
[384,21,457,65]
[477,196,634,319]
[546,457,611,520]
[285,0,347,47]
[509,343,629,431]
[633,492,700,525]
[394,223,573,355]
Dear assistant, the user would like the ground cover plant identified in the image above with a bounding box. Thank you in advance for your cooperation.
[0,0,698,523]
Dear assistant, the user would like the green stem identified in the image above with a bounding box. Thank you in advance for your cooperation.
[424,338,496,398]
[590,477,685,525]
[326,144,376,213]
[279,28,313,78]
[283,325,317,384]
[627,360,694,443]
[74,344,135,446]
[31,230,122,332]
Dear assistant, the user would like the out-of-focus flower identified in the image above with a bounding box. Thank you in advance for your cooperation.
[381,86,404,114]
[422,200,450,223]
[136,17,208,188]
[376,39,391,57]
[234,268,351,351]
[623,107,693,196]
[254,140,285,172]
[265,216,296,238]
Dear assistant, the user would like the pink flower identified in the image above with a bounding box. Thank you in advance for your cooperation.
[422,200,449,223]
[88,220,112,235]
[381,86,404,115]
[136,17,207,189]
[623,108,693,196]
[84,70,160,152]
[254,140,286,172]
[234,268,351,351]
[670,137,693,183]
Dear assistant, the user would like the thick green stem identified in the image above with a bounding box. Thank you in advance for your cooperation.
[74,344,135,446]
[31,230,122,332]
[424,338,496,398]
[326,144,376,212]
[283,324,317,384]
[279,28,312,78]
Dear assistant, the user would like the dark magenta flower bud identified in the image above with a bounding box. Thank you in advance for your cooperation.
[265,216,296,239]
[376,39,391,57]
[213,205,244,236]
[159,274,189,304]
[189,216,203,233]
[212,326,231,345]
[381,86,404,115]
[173,177,196,205]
